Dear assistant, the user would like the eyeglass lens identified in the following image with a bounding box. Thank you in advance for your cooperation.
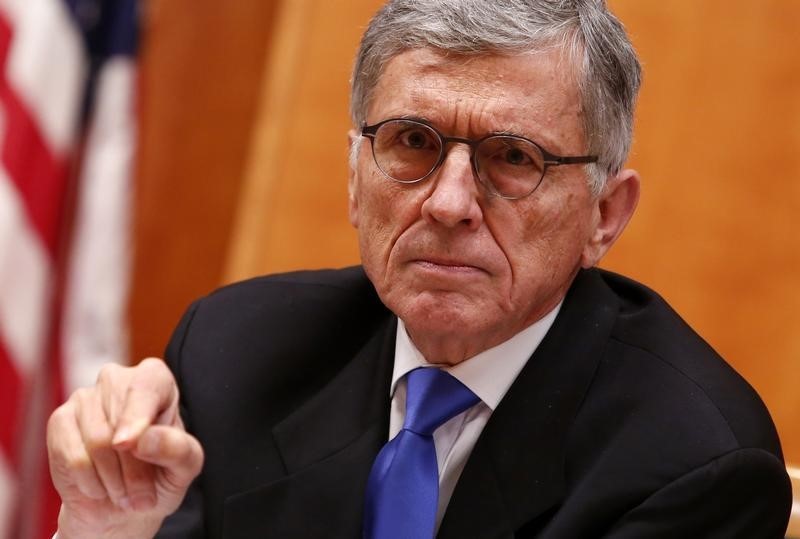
[369,119,546,198]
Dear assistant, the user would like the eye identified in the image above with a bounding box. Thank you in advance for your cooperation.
[502,146,534,166]
[398,128,436,150]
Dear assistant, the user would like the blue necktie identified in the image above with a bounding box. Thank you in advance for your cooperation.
[363,367,480,539]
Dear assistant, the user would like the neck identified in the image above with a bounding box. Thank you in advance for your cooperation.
[405,334,481,366]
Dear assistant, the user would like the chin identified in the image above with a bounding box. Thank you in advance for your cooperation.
[393,290,498,337]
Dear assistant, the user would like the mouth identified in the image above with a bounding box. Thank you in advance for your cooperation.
[411,258,488,275]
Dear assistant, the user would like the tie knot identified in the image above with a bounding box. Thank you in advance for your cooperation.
[403,368,480,436]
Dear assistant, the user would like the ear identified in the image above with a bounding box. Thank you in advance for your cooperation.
[347,129,361,228]
[580,168,640,268]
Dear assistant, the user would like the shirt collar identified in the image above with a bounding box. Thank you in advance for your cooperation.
[391,303,562,411]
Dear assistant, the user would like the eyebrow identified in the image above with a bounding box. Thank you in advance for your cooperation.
[492,127,530,139]
[383,114,560,150]
[396,113,435,124]
[391,114,521,137]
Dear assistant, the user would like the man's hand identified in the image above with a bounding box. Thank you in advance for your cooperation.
[47,358,204,539]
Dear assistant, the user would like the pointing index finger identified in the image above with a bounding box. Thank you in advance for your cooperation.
[111,358,179,449]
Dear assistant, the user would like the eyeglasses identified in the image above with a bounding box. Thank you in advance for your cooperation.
[360,118,597,199]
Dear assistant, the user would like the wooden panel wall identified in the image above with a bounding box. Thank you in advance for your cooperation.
[133,1,800,462]
[223,0,382,280]
[606,0,800,462]
[130,0,277,359]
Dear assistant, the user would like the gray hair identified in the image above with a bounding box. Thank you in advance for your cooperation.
[350,0,641,194]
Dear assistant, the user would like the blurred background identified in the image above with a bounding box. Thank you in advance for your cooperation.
[1,0,798,537]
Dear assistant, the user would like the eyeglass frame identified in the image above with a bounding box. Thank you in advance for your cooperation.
[360,117,598,200]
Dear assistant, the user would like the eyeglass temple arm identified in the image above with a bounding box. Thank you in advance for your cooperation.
[360,124,378,137]
[544,154,598,166]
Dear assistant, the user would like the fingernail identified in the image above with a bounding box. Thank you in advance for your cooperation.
[112,427,131,445]
[113,419,149,446]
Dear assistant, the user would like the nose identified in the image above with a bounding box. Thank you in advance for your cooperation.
[420,145,484,230]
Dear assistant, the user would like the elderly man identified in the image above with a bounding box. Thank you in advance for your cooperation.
[47,1,791,538]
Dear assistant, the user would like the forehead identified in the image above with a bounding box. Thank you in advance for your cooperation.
[367,47,584,147]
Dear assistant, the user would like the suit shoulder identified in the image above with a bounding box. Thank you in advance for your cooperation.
[166,265,393,426]
[592,269,782,457]
[192,265,382,319]
[207,265,374,300]
[166,265,390,388]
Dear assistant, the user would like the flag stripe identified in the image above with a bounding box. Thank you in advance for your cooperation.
[0,171,53,377]
[61,58,135,393]
[0,0,86,154]
[0,1,138,536]
[0,16,71,255]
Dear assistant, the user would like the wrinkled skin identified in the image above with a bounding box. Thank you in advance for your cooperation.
[47,359,204,538]
[349,48,639,364]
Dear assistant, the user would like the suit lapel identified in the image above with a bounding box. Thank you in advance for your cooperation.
[222,315,397,538]
[439,269,620,538]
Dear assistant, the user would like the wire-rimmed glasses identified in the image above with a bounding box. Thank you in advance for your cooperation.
[360,118,597,199]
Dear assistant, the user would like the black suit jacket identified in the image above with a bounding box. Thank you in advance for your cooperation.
[156,266,791,538]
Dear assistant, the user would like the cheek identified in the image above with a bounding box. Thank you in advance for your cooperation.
[356,178,427,264]
[504,193,593,286]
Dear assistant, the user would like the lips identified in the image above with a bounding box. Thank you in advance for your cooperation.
[410,257,489,275]
[392,225,499,277]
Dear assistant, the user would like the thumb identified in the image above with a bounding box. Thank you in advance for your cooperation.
[133,425,204,496]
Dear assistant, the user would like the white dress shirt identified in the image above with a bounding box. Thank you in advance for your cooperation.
[389,304,561,531]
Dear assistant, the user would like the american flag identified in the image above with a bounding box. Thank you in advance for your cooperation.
[0,0,138,537]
